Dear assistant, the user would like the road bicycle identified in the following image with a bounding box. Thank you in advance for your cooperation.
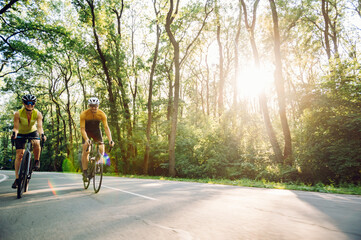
[83,142,112,193]
[13,136,43,199]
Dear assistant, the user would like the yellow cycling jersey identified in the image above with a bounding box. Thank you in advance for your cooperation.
[18,107,38,134]
[80,109,108,130]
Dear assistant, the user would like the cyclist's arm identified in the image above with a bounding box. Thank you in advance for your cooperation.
[80,114,90,144]
[101,113,114,146]
[104,125,114,146]
[37,111,46,141]
[80,127,90,144]
[12,111,20,138]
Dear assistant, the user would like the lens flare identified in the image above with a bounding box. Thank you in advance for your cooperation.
[103,153,111,166]
[48,180,57,196]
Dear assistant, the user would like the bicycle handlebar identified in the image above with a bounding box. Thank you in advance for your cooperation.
[15,136,41,140]
[86,142,113,153]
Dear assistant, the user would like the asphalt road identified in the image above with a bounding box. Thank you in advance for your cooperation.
[0,170,360,240]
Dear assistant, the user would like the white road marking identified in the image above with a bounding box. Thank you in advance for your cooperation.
[0,174,9,183]
[102,185,157,201]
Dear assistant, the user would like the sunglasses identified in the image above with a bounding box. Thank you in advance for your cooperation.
[24,101,35,106]
[89,104,99,108]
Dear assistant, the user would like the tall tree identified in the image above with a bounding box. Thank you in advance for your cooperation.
[269,0,292,163]
[240,0,283,163]
[215,0,225,116]
[321,0,339,59]
[110,0,135,173]
[144,0,161,174]
[165,0,181,177]
[57,53,76,165]
[165,0,212,177]
[233,0,242,107]
[74,0,125,171]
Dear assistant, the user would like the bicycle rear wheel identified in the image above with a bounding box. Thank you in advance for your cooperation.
[93,155,103,193]
[17,152,29,199]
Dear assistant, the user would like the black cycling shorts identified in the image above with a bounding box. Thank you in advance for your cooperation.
[15,131,39,150]
[82,121,103,144]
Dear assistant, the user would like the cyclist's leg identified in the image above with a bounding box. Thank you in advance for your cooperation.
[14,149,25,179]
[99,144,105,155]
[32,140,41,169]
[32,140,40,160]
[14,136,26,179]
[81,142,90,171]
[81,143,90,181]
[27,131,41,169]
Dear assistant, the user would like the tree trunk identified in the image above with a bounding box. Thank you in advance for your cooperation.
[205,53,210,116]
[321,0,331,60]
[165,0,211,176]
[63,54,74,165]
[240,0,283,163]
[215,0,225,117]
[269,0,292,164]
[165,0,180,177]
[86,0,124,172]
[50,95,64,171]
[144,0,161,175]
[112,1,135,174]
[76,62,87,110]
[233,1,242,107]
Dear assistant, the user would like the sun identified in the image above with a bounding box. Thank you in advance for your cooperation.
[237,65,274,99]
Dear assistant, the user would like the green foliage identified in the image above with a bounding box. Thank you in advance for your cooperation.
[174,115,270,179]
[0,130,14,170]
[62,158,76,172]
[295,59,361,184]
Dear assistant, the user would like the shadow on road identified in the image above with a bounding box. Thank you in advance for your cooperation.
[294,191,361,240]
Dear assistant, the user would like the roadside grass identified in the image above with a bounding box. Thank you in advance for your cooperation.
[104,173,361,195]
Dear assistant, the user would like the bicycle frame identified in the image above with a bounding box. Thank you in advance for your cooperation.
[83,142,112,193]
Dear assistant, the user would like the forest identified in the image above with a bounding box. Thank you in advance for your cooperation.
[0,0,360,185]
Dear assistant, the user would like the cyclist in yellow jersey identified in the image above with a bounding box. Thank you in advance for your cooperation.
[11,94,47,189]
[80,97,114,181]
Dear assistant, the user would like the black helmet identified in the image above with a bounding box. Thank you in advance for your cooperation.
[22,94,37,103]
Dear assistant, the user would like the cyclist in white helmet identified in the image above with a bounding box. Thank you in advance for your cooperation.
[80,97,114,181]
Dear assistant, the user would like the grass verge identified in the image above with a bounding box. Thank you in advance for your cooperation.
[106,174,361,195]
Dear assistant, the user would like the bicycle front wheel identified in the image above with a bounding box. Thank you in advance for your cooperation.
[93,156,103,193]
[17,152,29,199]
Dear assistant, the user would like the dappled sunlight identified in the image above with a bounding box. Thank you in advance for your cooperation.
[0,186,87,209]
[26,183,81,195]
[138,182,164,188]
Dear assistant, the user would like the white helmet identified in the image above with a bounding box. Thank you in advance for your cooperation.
[88,97,100,105]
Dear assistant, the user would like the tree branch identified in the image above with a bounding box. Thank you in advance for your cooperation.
[0,0,20,15]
